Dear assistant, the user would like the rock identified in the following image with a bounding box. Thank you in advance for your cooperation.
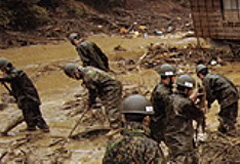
[114,45,127,51]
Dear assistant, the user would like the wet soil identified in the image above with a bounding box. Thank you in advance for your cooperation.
[0,34,239,163]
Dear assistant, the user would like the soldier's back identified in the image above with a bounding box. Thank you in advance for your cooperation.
[204,73,238,107]
[164,93,195,155]
[8,68,40,104]
[103,135,161,164]
[103,122,163,164]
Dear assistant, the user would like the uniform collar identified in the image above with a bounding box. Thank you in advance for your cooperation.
[122,122,150,137]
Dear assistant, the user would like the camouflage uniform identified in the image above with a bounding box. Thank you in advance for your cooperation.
[164,91,204,164]
[0,68,49,131]
[81,66,122,129]
[102,122,164,164]
[150,82,173,143]
[203,73,239,132]
[76,40,110,72]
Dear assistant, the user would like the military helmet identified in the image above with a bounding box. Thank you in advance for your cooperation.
[0,57,10,70]
[122,94,154,115]
[177,74,195,89]
[64,63,80,78]
[157,63,176,76]
[68,33,80,41]
[196,64,208,75]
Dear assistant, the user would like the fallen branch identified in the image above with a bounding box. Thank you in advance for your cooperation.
[68,106,90,138]
[49,138,65,147]
[0,151,8,162]
[70,126,110,139]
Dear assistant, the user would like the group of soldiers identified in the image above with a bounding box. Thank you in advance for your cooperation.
[0,32,239,163]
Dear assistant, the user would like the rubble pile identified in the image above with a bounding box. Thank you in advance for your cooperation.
[200,125,240,163]
[140,43,230,69]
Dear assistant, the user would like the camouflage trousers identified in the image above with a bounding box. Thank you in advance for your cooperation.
[101,84,122,129]
[20,100,49,130]
[218,101,238,133]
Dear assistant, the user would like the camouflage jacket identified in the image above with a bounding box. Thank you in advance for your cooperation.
[102,122,164,164]
[81,66,122,105]
[76,40,109,71]
[164,91,204,157]
[0,68,41,108]
[203,73,239,108]
[150,82,172,123]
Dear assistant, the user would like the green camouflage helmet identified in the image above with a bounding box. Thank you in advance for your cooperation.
[64,63,82,78]
[157,63,176,76]
[122,94,154,115]
[177,74,195,89]
[196,64,208,75]
[0,57,10,70]
[68,33,80,41]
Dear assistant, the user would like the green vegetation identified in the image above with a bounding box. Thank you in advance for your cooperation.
[0,0,50,30]
[0,0,124,31]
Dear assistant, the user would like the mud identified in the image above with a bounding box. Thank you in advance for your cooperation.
[200,124,240,163]
[0,34,239,163]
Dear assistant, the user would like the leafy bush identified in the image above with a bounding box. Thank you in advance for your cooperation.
[68,5,85,18]
[0,0,50,30]
[38,0,65,10]
[0,8,11,28]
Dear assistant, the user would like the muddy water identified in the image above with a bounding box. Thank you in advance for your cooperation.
[0,33,239,163]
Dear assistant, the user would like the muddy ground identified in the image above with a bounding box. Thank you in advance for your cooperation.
[0,34,240,163]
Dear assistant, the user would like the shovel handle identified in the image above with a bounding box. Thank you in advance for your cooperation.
[67,106,90,138]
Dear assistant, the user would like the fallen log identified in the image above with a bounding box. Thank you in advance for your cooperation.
[1,114,24,136]
[70,126,110,140]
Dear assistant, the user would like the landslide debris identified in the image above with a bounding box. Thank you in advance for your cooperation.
[0,0,192,48]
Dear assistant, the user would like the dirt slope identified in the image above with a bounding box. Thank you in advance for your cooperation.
[0,0,192,49]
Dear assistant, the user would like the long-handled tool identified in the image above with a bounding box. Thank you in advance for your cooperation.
[1,82,13,96]
[67,106,90,138]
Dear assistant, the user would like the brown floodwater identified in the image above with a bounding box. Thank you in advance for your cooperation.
[0,33,239,163]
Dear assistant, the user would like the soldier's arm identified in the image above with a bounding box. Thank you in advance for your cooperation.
[0,71,19,82]
[203,78,215,108]
[150,86,169,118]
[77,45,91,66]
[92,43,109,68]
[148,145,165,164]
[183,102,204,122]
[88,88,97,107]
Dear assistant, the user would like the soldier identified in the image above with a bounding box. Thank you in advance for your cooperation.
[68,32,110,72]
[196,64,239,133]
[102,94,164,164]
[164,74,204,164]
[63,63,122,135]
[0,57,49,134]
[150,63,176,143]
